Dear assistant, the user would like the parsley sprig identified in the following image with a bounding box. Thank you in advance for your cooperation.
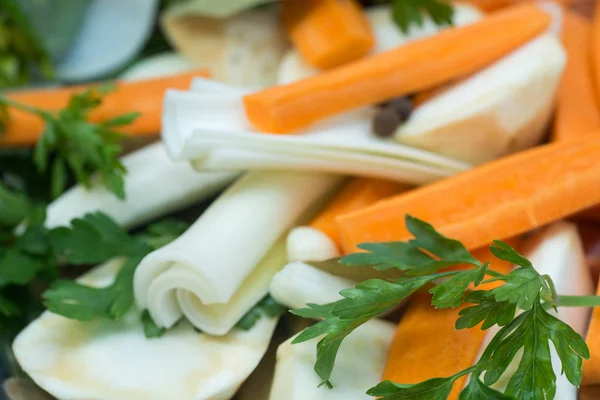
[293,215,595,398]
[384,0,454,33]
[0,85,140,199]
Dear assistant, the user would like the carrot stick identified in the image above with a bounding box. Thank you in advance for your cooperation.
[0,70,209,147]
[337,135,600,254]
[552,10,600,141]
[382,246,514,399]
[309,178,408,246]
[584,277,600,385]
[243,4,552,134]
[591,0,600,111]
[462,0,582,12]
[282,0,374,69]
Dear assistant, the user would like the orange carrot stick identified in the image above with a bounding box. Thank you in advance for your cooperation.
[309,178,408,246]
[591,0,600,110]
[243,4,552,134]
[282,0,374,69]
[0,70,208,147]
[337,135,600,254]
[552,10,600,141]
[383,247,514,399]
[462,0,582,12]
[584,277,600,384]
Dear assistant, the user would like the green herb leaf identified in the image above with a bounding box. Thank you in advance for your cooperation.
[390,0,454,34]
[49,212,142,264]
[459,378,514,400]
[477,298,589,398]
[236,294,286,330]
[429,264,487,309]
[367,376,460,399]
[141,309,166,338]
[491,266,545,311]
[456,291,516,330]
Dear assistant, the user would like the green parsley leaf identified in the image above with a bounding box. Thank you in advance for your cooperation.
[49,212,143,264]
[459,378,514,400]
[292,274,444,387]
[0,86,139,199]
[456,290,516,330]
[491,266,545,311]
[236,294,286,330]
[390,0,454,34]
[0,182,31,227]
[367,376,461,400]
[477,297,589,398]
[43,216,189,322]
[429,263,487,309]
[141,309,166,338]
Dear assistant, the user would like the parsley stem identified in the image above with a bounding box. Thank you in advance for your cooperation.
[485,269,507,278]
[0,95,51,118]
[557,295,600,307]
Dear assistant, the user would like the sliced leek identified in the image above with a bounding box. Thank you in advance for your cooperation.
[134,171,342,335]
[45,142,237,229]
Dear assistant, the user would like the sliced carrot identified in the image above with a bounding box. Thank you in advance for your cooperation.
[462,0,581,12]
[552,10,600,141]
[0,70,209,147]
[309,178,408,246]
[282,0,374,69]
[243,4,552,134]
[584,278,600,384]
[383,293,487,399]
[337,136,600,254]
[592,0,600,109]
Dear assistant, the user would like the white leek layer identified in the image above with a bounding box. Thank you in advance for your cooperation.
[395,33,566,164]
[472,221,594,399]
[286,226,341,263]
[45,142,237,229]
[13,259,277,400]
[269,319,396,400]
[269,262,354,311]
[161,79,470,186]
[134,171,342,335]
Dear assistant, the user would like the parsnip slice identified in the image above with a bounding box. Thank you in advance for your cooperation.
[269,319,396,400]
[286,227,341,262]
[160,7,287,88]
[13,260,277,400]
[395,33,566,164]
[134,171,342,335]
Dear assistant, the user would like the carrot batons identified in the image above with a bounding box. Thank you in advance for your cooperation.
[282,0,374,69]
[310,178,408,246]
[462,0,579,12]
[552,10,600,141]
[337,136,600,254]
[382,293,488,399]
[584,277,600,385]
[382,247,514,399]
[243,4,552,134]
[0,71,208,147]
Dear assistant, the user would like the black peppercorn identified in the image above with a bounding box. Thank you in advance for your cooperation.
[372,106,401,137]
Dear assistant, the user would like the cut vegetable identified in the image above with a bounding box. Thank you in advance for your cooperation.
[287,178,406,262]
[276,3,484,85]
[476,221,593,397]
[592,0,600,112]
[13,260,277,400]
[269,261,354,310]
[395,33,565,164]
[119,52,196,81]
[337,136,600,254]
[134,171,342,335]
[383,292,488,399]
[282,0,374,69]
[45,142,237,229]
[160,7,287,88]
[162,79,470,184]
[243,3,553,133]
[269,319,395,400]
[552,10,600,141]
[0,71,208,147]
